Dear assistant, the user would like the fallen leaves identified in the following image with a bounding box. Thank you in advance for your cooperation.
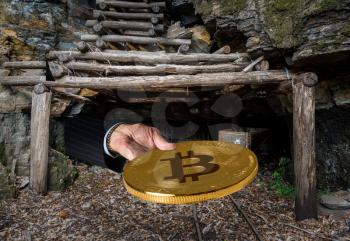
[0,165,349,240]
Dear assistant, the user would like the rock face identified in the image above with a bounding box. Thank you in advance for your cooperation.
[192,0,350,188]
[0,0,91,198]
[192,0,350,64]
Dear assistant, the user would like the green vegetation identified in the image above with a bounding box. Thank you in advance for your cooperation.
[304,0,345,17]
[272,0,299,11]
[192,0,247,16]
[271,157,331,198]
[263,0,304,49]
[341,21,350,37]
[271,157,295,198]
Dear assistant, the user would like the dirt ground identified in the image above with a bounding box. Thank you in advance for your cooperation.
[0,164,349,241]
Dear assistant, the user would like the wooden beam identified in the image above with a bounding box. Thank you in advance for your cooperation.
[80,34,191,46]
[3,61,46,69]
[47,51,248,64]
[96,0,165,9]
[123,29,155,37]
[3,62,64,78]
[0,71,291,90]
[93,10,164,21]
[64,62,247,75]
[30,84,52,194]
[243,56,264,73]
[293,72,318,221]
[86,20,164,31]
[75,41,89,53]
[213,45,231,54]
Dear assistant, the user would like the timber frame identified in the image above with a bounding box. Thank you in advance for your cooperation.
[0,0,319,221]
[0,62,318,221]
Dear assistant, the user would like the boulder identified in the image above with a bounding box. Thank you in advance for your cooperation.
[320,194,350,210]
[0,163,16,200]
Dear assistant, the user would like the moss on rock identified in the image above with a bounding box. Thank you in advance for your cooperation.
[263,0,304,49]
[192,0,247,17]
[0,163,16,200]
[341,21,350,37]
[304,0,346,17]
[48,149,78,191]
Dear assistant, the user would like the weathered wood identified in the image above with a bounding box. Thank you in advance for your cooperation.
[93,23,104,33]
[48,63,65,78]
[30,84,52,194]
[123,29,155,36]
[213,45,231,54]
[178,44,190,53]
[3,61,64,78]
[80,34,191,46]
[64,62,247,75]
[0,71,291,90]
[96,0,165,9]
[93,10,164,21]
[52,88,91,102]
[98,2,107,10]
[47,51,248,64]
[243,56,264,73]
[75,41,89,53]
[255,59,270,71]
[3,61,46,69]
[299,72,318,87]
[150,17,158,24]
[151,5,160,13]
[293,72,318,221]
[96,38,108,49]
[86,20,164,31]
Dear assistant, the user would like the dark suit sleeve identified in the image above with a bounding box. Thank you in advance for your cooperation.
[64,115,126,173]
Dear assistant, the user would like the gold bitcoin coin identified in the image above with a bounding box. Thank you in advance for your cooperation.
[123,141,258,204]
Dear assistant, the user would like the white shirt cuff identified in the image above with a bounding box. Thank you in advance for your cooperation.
[103,123,123,158]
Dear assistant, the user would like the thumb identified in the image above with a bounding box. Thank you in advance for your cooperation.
[152,129,176,151]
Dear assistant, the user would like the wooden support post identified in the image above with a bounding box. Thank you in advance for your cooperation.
[293,72,318,221]
[30,84,52,194]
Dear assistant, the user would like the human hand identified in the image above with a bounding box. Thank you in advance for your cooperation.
[109,124,176,160]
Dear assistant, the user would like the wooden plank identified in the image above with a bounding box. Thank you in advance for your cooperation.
[93,10,164,21]
[96,0,165,9]
[3,61,46,69]
[30,83,52,194]
[80,34,191,46]
[64,62,247,75]
[213,45,231,54]
[0,71,291,90]
[47,51,248,64]
[293,72,318,221]
[86,20,164,31]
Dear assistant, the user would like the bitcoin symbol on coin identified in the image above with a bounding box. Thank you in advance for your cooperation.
[161,151,219,183]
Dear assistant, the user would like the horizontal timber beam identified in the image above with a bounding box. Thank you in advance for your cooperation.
[80,34,191,46]
[47,51,248,64]
[64,62,247,75]
[85,20,164,31]
[0,71,291,90]
[96,0,165,9]
[93,10,163,20]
